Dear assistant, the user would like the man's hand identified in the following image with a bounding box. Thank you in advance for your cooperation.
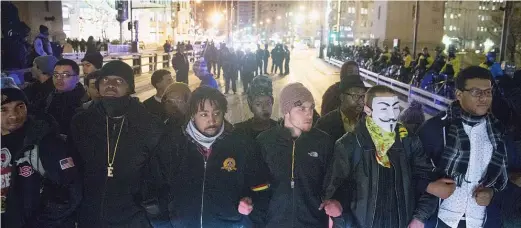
[238,197,253,215]
[408,219,424,228]
[318,199,343,218]
[426,178,456,199]
[473,186,494,206]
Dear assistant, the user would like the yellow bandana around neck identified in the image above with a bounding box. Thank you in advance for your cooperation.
[365,117,396,168]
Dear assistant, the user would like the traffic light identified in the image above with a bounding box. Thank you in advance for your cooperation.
[177,3,180,12]
[128,21,132,31]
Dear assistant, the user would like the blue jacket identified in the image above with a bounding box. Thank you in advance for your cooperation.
[418,111,519,228]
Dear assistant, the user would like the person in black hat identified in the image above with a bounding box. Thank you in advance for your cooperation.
[316,65,367,141]
[81,52,104,76]
[1,77,81,228]
[69,60,170,228]
[33,25,53,57]
[320,61,361,116]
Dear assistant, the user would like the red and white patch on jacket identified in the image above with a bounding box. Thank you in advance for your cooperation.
[18,165,34,178]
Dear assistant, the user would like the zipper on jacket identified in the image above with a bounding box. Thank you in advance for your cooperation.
[291,140,296,227]
[371,164,379,228]
[200,160,207,228]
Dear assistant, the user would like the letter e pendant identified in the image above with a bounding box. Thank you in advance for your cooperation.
[107,166,114,177]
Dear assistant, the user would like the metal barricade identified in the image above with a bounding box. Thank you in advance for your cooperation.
[326,58,453,113]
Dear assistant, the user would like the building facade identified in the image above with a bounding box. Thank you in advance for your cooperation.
[443,0,504,51]
[371,1,444,53]
[327,0,373,46]
[12,1,66,43]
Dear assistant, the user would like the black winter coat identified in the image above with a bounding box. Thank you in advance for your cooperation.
[161,122,271,228]
[70,99,168,228]
[256,126,335,228]
[172,53,189,78]
[1,114,81,228]
[315,109,345,141]
[242,53,257,73]
[23,78,54,112]
[324,119,436,228]
[40,83,85,136]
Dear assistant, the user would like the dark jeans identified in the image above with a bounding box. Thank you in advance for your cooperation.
[176,71,188,85]
[242,72,254,93]
[263,59,269,74]
[284,60,290,75]
[224,72,237,93]
[272,61,282,74]
[436,218,466,228]
[217,63,223,77]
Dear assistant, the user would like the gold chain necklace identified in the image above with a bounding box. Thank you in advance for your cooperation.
[106,116,125,177]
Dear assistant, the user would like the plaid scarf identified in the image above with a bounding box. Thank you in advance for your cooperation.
[440,101,508,191]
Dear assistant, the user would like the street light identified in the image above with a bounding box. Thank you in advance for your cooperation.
[260,21,264,25]
[266,19,271,23]
[277,15,282,20]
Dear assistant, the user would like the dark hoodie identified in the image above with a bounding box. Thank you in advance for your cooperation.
[70,97,169,228]
[1,114,81,228]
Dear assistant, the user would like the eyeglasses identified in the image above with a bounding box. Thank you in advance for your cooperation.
[53,73,77,79]
[343,93,366,101]
[461,88,493,98]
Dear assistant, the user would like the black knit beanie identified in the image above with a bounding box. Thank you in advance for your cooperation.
[96,60,135,94]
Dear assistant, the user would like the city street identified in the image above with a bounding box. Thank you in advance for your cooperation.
[134,48,344,124]
[134,48,423,124]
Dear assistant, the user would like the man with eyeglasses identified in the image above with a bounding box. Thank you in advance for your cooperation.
[38,59,85,137]
[418,66,512,228]
[316,67,367,141]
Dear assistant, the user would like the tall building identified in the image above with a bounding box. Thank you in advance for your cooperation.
[257,0,293,41]
[371,1,444,52]
[444,0,504,51]
[236,0,257,30]
[327,0,374,45]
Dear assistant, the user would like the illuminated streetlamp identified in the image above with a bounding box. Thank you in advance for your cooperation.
[266,19,271,23]
[260,21,264,25]
[277,15,282,20]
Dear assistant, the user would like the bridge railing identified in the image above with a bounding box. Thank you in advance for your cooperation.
[326,58,453,113]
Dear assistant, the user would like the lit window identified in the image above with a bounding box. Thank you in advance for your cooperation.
[450,13,454,19]
[444,14,446,19]
[458,13,461,17]
[444,26,446,30]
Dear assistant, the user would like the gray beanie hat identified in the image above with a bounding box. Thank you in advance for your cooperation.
[34,55,59,75]
[279,83,314,115]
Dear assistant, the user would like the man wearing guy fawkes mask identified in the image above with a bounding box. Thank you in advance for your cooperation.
[322,85,436,228]
[69,61,171,228]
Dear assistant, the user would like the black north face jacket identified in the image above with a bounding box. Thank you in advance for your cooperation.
[256,125,335,228]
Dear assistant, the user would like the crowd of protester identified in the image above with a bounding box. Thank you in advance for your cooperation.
[1,36,520,228]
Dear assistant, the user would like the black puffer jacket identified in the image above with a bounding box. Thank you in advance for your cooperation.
[162,122,271,228]
[41,83,85,136]
[70,98,168,228]
[256,125,335,228]
[324,119,436,228]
